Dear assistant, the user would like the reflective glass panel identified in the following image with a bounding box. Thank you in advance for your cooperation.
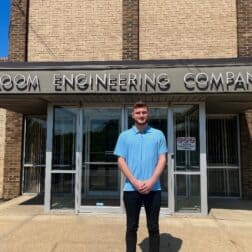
[23,116,46,193]
[25,116,46,165]
[175,174,201,213]
[81,109,121,206]
[51,173,75,209]
[52,107,77,170]
[174,105,199,171]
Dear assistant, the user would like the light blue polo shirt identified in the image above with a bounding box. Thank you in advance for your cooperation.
[114,125,168,191]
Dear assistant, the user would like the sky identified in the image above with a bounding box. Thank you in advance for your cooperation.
[0,0,10,57]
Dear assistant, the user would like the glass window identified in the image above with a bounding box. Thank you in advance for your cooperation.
[175,174,201,213]
[207,116,240,197]
[51,173,75,209]
[23,116,46,193]
[52,107,77,170]
[81,109,121,207]
[174,105,200,171]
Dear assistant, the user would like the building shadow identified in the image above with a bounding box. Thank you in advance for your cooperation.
[20,194,44,205]
[208,198,252,211]
[138,233,182,252]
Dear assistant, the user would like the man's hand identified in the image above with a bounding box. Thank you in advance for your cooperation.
[132,179,145,193]
[138,178,155,194]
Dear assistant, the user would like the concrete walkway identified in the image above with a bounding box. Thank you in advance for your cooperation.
[0,195,252,252]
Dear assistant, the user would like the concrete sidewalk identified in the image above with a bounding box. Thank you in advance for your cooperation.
[0,196,252,252]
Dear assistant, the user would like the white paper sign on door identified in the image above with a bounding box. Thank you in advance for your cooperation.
[176,137,196,151]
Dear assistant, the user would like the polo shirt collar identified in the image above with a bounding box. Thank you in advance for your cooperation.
[132,125,151,134]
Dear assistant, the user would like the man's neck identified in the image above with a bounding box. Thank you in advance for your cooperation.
[135,123,148,132]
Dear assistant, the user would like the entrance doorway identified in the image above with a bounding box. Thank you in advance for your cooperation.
[81,109,121,207]
[44,103,207,214]
[171,105,202,213]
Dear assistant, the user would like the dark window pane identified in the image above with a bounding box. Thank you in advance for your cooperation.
[51,173,75,209]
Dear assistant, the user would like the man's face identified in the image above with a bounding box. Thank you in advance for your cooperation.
[132,106,149,126]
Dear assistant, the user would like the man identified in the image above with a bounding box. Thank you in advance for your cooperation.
[114,101,167,252]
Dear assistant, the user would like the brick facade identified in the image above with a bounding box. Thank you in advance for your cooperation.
[0,109,6,198]
[237,0,252,57]
[139,0,237,60]
[1,0,26,199]
[240,111,252,199]
[0,59,8,198]
[123,0,139,60]
[8,0,28,61]
[28,0,122,61]
[237,0,252,199]
[2,112,23,199]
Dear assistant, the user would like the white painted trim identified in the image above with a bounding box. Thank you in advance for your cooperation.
[50,170,77,174]
[200,102,208,215]
[168,107,174,214]
[44,105,53,212]
[76,108,83,213]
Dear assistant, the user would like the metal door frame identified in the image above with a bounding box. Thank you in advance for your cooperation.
[78,107,124,213]
[169,102,207,215]
[45,103,207,215]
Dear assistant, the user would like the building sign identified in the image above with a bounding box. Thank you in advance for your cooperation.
[177,137,196,151]
[1,65,252,94]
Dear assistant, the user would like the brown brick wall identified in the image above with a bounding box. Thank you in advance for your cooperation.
[8,0,28,61]
[0,109,6,198]
[237,1,252,199]
[3,0,25,199]
[237,0,252,57]
[240,111,252,199]
[2,111,23,200]
[123,0,139,60]
[140,0,237,60]
[28,0,122,61]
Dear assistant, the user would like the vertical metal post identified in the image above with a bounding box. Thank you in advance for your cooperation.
[199,102,208,215]
[168,107,174,214]
[21,117,27,194]
[75,108,83,213]
[44,105,53,212]
[237,115,242,198]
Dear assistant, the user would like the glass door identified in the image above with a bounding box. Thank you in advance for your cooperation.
[50,107,78,209]
[171,104,207,214]
[44,104,207,214]
[80,109,121,207]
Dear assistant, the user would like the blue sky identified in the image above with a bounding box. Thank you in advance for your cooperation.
[0,0,10,57]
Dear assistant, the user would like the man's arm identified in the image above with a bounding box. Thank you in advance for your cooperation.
[117,156,145,193]
[141,153,166,194]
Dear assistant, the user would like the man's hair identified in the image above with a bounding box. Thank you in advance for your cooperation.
[133,101,148,110]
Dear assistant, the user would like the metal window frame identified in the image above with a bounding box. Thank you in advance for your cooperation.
[170,102,207,215]
[44,102,207,215]
[206,114,241,198]
[22,115,47,194]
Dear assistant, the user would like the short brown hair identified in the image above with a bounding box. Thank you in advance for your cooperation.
[133,101,148,110]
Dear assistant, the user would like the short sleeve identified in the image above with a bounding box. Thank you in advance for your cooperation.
[113,133,127,158]
[158,132,168,155]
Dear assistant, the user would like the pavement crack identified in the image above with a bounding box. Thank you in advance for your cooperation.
[211,213,245,252]
[50,242,59,252]
[0,215,36,241]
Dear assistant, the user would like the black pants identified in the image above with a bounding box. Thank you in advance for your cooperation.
[123,191,161,252]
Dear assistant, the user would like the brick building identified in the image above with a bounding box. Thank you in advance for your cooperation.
[0,0,252,215]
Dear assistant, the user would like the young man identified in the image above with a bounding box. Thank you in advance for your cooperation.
[114,101,167,252]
